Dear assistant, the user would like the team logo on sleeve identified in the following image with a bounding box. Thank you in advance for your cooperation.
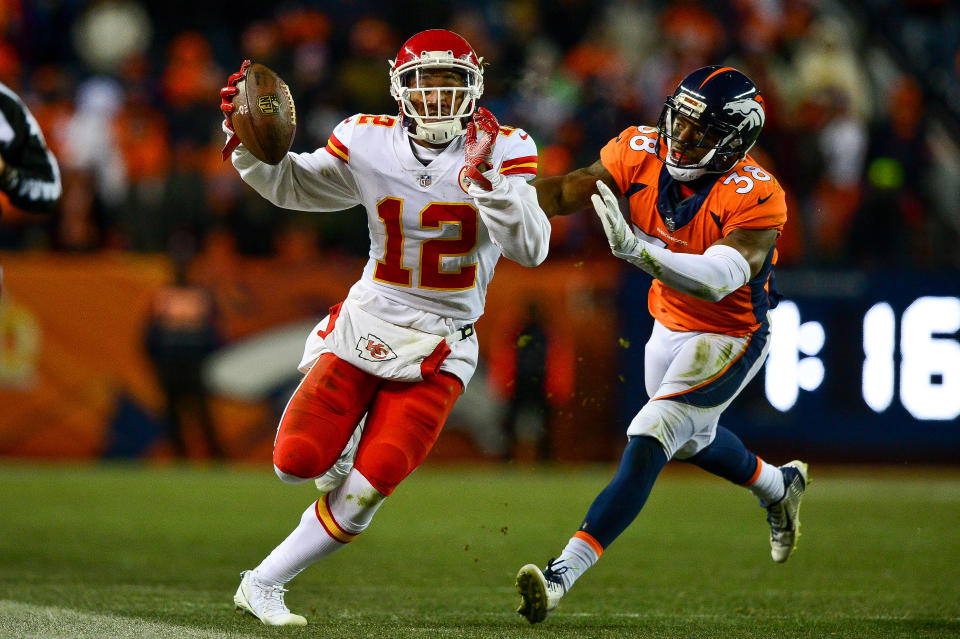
[356,334,397,362]
[457,166,472,193]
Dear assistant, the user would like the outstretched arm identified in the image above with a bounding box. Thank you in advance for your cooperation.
[219,61,360,212]
[591,180,776,301]
[532,160,619,218]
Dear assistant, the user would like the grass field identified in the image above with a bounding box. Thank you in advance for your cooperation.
[1,462,958,639]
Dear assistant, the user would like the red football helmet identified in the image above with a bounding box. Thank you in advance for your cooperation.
[389,29,484,144]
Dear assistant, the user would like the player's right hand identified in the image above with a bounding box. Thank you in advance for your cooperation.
[592,180,640,259]
[220,59,251,127]
[220,59,250,160]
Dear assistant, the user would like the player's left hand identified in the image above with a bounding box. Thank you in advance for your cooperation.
[463,107,499,191]
[592,180,640,258]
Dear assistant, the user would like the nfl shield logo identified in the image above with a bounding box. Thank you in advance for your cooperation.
[418,174,432,188]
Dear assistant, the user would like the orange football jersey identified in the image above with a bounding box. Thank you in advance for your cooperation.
[601,125,787,336]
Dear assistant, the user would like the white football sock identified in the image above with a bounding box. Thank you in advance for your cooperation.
[254,470,386,584]
[552,536,600,591]
[326,468,386,531]
[747,458,785,506]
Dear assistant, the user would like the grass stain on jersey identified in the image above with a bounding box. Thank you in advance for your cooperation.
[717,341,735,366]
[684,339,714,380]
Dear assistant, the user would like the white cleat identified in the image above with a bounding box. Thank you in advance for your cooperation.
[516,562,565,624]
[234,570,307,626]
[315,420,364,494]
[766,460,810,563]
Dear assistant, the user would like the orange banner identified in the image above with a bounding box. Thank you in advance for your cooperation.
[1,251,621,462]
[0,253,169,458]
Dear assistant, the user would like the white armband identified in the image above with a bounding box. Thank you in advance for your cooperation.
[624,242,751,302]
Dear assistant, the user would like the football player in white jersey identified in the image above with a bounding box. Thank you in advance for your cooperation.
[219,29,550,626]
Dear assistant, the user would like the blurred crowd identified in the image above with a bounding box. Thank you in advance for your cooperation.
[0,0,958,269]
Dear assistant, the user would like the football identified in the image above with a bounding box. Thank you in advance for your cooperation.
[230,63,296,164]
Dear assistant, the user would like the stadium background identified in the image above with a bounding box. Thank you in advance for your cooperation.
[1,0,959,466]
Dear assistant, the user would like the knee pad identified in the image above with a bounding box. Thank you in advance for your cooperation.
[354,441,412,496]
[353,373,462,495]
[273,434,330,480]
[627,399,715,460]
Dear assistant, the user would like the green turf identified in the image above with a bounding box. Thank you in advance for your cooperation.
[0,462,958,638]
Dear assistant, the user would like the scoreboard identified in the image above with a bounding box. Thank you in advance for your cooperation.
[766,296,960,421]
[617,269,960,462]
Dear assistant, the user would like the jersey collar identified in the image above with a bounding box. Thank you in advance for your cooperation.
[655,165,720,233]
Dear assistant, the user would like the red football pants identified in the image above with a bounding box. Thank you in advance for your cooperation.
[273,353,463,495]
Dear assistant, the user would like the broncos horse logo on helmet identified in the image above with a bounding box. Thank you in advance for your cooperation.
[655,65,766,181]
[723,97,765,130]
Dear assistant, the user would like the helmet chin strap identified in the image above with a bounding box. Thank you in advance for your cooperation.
[408,117,465,144]
[666,164,709,181]
[401,91,474,144]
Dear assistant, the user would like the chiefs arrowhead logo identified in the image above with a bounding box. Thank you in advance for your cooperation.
[356,334,397,362]
[457,166,472,194]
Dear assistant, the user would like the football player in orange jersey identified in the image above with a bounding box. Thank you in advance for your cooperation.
[515,66,809,624]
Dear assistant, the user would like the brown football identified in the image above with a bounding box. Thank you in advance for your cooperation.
[230,63,296,164]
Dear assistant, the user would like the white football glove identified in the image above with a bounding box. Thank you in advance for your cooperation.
[589,179,751,301]
[591,179,640,260]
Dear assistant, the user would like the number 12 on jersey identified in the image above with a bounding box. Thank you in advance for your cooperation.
[373,197,479,291]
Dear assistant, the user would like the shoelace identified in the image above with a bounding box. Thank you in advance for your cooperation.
[543,559,568,591]
[768,471,802,536]
[544,558,568,577]
[767,503,787,534]
[255,581,292,615]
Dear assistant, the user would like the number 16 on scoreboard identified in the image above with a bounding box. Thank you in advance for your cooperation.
[765,296,960,421]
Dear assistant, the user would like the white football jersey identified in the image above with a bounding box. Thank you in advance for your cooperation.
[232,113,550,324]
